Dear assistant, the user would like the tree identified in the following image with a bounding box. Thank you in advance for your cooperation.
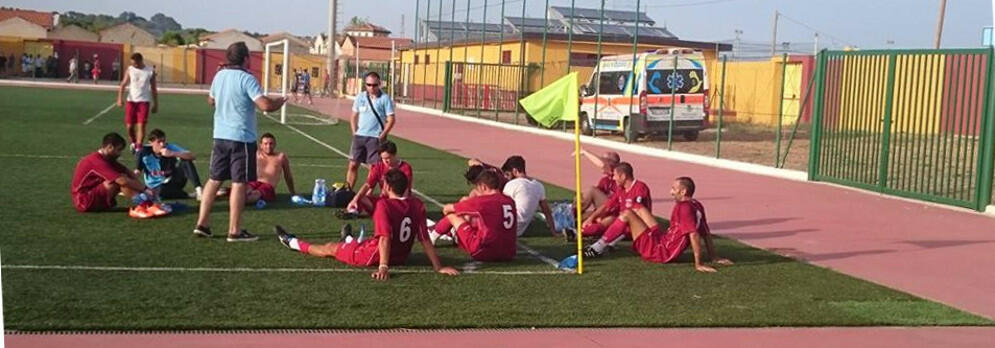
[348,16,368,27]
[160,31,186,46]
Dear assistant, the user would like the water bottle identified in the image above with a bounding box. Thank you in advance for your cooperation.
[312,179,327,207]
[559,254,578,270]
[291,195,312,205]
[255,199,267,209]
[357,223,366,243]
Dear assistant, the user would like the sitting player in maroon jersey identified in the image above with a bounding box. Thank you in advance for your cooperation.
[583,176,733,272]
[275,169,458,280]
[347,140,413,215]
[437,170,518,262]
[575,162,651,239]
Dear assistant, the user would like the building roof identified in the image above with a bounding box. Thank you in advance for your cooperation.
[260,32,309,47]
[420,20,513,42]
[402,31,731,52]
[549,6,654,25]
[200,28,254,40]
[98,22,153,36]
[344,22,391,34]
[0,7,54,29]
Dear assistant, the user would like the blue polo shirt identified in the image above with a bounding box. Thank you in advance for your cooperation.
[209,69,263,142]
[352,90,395,138]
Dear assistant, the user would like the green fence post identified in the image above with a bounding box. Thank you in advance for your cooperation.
[495,0,505,121]
[434,0,443,110]
[877,53,898,188]
[443,61,453,112]
[775,53,788,167]
[625,0,641,143]
[592,0,605,137]
[780,61,817,168]
[974,48,995,210]
[563,0,575,132]
[808,50,827,180]
[716,55,727,158]
[476,0,488,119]
[668,54,677,150]
[514,0,527,125]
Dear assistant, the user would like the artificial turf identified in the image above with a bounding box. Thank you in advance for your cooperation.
[0,86,989,330]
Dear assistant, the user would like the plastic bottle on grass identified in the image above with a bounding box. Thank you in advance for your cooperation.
[559,255,578,270]
[312,179,327,207]
[255,199,267,210]
[291,195,312,205]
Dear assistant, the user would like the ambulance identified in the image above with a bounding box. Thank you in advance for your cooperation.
[579,48,709,142]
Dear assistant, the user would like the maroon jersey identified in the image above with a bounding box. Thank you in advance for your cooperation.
[366,160,413,197]
[668,199,709,237]
[372,196,428,265]
[605,180,652,213]
[71,152,128,195]
[595,174,617,195]
[453,192,518,259]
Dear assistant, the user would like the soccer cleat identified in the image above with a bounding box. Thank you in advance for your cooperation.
[129,205,153,219]
[227,230,259,242]
[193,225,212,238]
[146,203,170,217]
[335,209,358,220]
[340,223,354,242]
[582,246,604,258]
[274,225,296,250]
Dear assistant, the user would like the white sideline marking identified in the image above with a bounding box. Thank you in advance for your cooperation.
[82,104,116,125]
[262,113,568,271]
[0,154,75,159]
[1,264,565,275]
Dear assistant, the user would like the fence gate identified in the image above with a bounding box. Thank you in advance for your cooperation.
[445,62,527,113]
[809,48,995,211]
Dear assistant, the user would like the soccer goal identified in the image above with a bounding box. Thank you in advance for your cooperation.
[263,39,290,123]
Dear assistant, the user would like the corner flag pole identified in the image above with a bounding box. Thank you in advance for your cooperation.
[574,97,584,275]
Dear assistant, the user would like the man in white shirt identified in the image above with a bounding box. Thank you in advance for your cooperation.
[116,53,158,152]
[500,156,556,237]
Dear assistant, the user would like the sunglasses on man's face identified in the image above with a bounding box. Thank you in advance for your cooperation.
[366,83,379,87]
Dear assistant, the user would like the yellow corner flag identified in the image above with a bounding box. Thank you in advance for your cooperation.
[518,72,579,128]
[519,71,585,274]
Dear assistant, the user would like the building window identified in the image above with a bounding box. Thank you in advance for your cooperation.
[502,50,512,64]
[425,54,431,64]
[312,67,320,77]
[415,55,419,64]
[570,52,600,67]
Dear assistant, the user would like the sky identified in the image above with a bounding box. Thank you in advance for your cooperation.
[6,0,993,51]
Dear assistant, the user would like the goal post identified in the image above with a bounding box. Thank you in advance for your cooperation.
[263,39,290,124]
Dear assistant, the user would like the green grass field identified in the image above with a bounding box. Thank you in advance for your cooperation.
[0,86,990,330]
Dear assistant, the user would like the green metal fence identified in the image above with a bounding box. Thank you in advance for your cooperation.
[809,48,995,211]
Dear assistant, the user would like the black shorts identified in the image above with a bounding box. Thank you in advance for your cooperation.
[210,139,257,183]
[350,135,380,165]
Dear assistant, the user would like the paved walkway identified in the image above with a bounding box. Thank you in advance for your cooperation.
[306,97,995,320]
[6,327,995,348]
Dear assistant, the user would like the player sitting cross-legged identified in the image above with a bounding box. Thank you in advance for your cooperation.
[436,170,518,262]
[347,140,412,215]
[583,176,733,272]
[275,169,458,280]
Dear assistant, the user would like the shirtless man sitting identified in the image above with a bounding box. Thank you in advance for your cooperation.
[243,133,296,203]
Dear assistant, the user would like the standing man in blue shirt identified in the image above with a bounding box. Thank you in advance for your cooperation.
[194,42,287,242]
[347,71,396,190]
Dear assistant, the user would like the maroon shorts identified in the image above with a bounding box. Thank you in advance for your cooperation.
[73,184,116,212]
[125,101,150,124]
[334,239,379,266]
[632,226,689,264]
[455,224,513,262]
[248,181,277,202]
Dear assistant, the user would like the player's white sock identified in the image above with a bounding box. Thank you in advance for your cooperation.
[287,238,301,251]
[590,239,608,253]
[344,235,355,244]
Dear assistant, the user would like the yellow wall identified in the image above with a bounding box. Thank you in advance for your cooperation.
[23,40,53,57]
[887,54,945,134]
[0,36,24,59]
[262,53,328,93]
[707,57,804,126]
[124,45,197,84]
[400,39,712,93]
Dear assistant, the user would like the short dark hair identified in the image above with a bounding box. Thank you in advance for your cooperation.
[260,133,276,141]
[102,132,126,149]
[148,128,166,142]
[385,168,409,195]
[379,140,397,155]
[474,169,502,190]
[465,165,485,183]
[130,53,143,62]
[501,155,526,173]
[676,176,696,197]
[364,71,381,81]
[614,162,633,179]
[226,42,249,66]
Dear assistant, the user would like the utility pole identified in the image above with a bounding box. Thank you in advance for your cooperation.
[328,0,338,96]
[770,10,779,56]
[813,32,818,55]
[934,0,947,48]
[400,15,406,38]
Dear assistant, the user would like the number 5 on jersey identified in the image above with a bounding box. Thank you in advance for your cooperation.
[502,204,515,230]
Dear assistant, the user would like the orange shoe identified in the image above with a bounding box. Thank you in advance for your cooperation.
[129,204,153,219]
[146,203,170,217]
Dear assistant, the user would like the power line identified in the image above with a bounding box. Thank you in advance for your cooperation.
[776,11,854,47]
